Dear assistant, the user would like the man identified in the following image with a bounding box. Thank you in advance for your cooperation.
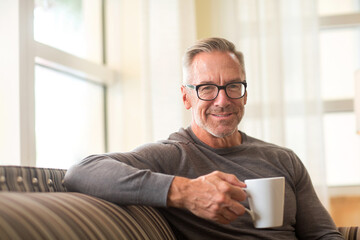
[64,38,343,239]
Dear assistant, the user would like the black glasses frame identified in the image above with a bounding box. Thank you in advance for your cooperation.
[185,81,247,101]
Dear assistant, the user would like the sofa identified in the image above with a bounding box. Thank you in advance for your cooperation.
[0,165,358,240]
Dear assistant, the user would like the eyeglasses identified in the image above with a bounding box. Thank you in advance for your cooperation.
[185,81,247,101]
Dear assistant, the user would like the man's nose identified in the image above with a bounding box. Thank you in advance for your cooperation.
[213,89,231,106]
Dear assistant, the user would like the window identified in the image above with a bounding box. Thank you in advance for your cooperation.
[34,0,102,63]
[318,0,360,186]
[318,0,360,16]
[319,27,358,100]
[0,0,115,168]
[324,113,360,186]
[35,65,106,169]
[33,0,112,168]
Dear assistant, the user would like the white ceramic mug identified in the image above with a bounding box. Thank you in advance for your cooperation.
[244,177,285,228]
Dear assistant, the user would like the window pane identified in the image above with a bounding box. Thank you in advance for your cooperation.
[34,0,102,63]
[324,112,360,186]
[35,65,105,169]
[318,0,360,16]
[319,27,359,100]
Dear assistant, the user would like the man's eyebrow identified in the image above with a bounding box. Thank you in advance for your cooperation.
[198,79,243,85]
[197,80,214,85]
[228,78,243,83]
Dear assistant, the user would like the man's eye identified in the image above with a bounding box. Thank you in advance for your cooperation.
[200,86,215,92]
[228,84,241,90]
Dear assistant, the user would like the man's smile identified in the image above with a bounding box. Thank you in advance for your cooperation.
[209,112,234,119]
[212,113,231,116]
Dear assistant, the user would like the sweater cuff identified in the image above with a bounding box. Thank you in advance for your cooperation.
[137,172,175,207]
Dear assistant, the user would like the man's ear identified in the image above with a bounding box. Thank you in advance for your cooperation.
[244,91,247,105]
[181,86,192,110]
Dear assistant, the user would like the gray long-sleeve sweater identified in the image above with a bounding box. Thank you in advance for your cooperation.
[64,127,343,240]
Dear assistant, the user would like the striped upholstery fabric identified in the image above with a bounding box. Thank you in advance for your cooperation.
[0,166,357,240]
[0,166,176,240]
[338,227,360,240]
[0,166,67,192]
[0,192,176,240]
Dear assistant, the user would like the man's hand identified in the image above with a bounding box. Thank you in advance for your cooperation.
[167,171,247,224]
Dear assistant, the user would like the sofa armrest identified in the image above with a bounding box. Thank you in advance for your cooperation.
[0,192,176,240]
[338,227,359,240]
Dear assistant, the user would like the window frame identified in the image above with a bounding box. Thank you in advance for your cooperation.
[319,12,360,193]
[319,13,359,112]
[19,0,114,166]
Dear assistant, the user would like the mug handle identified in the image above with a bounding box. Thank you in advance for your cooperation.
[243,187,255,221]
[245,208,255,221]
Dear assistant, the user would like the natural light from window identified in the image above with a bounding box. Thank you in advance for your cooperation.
[318,0,359,16]
[35,65,105,169]
[319,28,358,100]
[318,0,360,187]
[34,0,102,63]
[33,0,106,169]
[324,113,360,186]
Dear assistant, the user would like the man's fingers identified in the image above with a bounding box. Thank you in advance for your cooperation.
[217,203,246,224]
[211,172,247,202]
[213,171,246,188]
[202,203,244,224]
[228,185,247,202]
[227,200,246,216]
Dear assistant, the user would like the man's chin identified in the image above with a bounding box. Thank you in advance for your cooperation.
[194,118,239,138]
[207,128,237,138]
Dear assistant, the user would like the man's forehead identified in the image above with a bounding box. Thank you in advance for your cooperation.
[191,51,242,71]
[191,51,241,71]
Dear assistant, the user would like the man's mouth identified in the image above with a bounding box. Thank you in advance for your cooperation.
[211,113,232,117]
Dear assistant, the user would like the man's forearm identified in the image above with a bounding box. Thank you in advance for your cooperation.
[64,154,174,206]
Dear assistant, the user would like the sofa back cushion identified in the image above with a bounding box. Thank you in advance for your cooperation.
[0,192,176,240]
[0,166,67,192]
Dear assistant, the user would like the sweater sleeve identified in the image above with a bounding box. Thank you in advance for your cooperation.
[64,142,181,207]
[290,152,343,239]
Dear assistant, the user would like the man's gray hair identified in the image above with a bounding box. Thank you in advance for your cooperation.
[182,37,245,84]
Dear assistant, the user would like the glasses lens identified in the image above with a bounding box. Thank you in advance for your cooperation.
[226,83,245,98]
[198,85,218,100]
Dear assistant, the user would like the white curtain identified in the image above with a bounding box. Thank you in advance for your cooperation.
[235,0,328,206]
[140,0,195,142]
